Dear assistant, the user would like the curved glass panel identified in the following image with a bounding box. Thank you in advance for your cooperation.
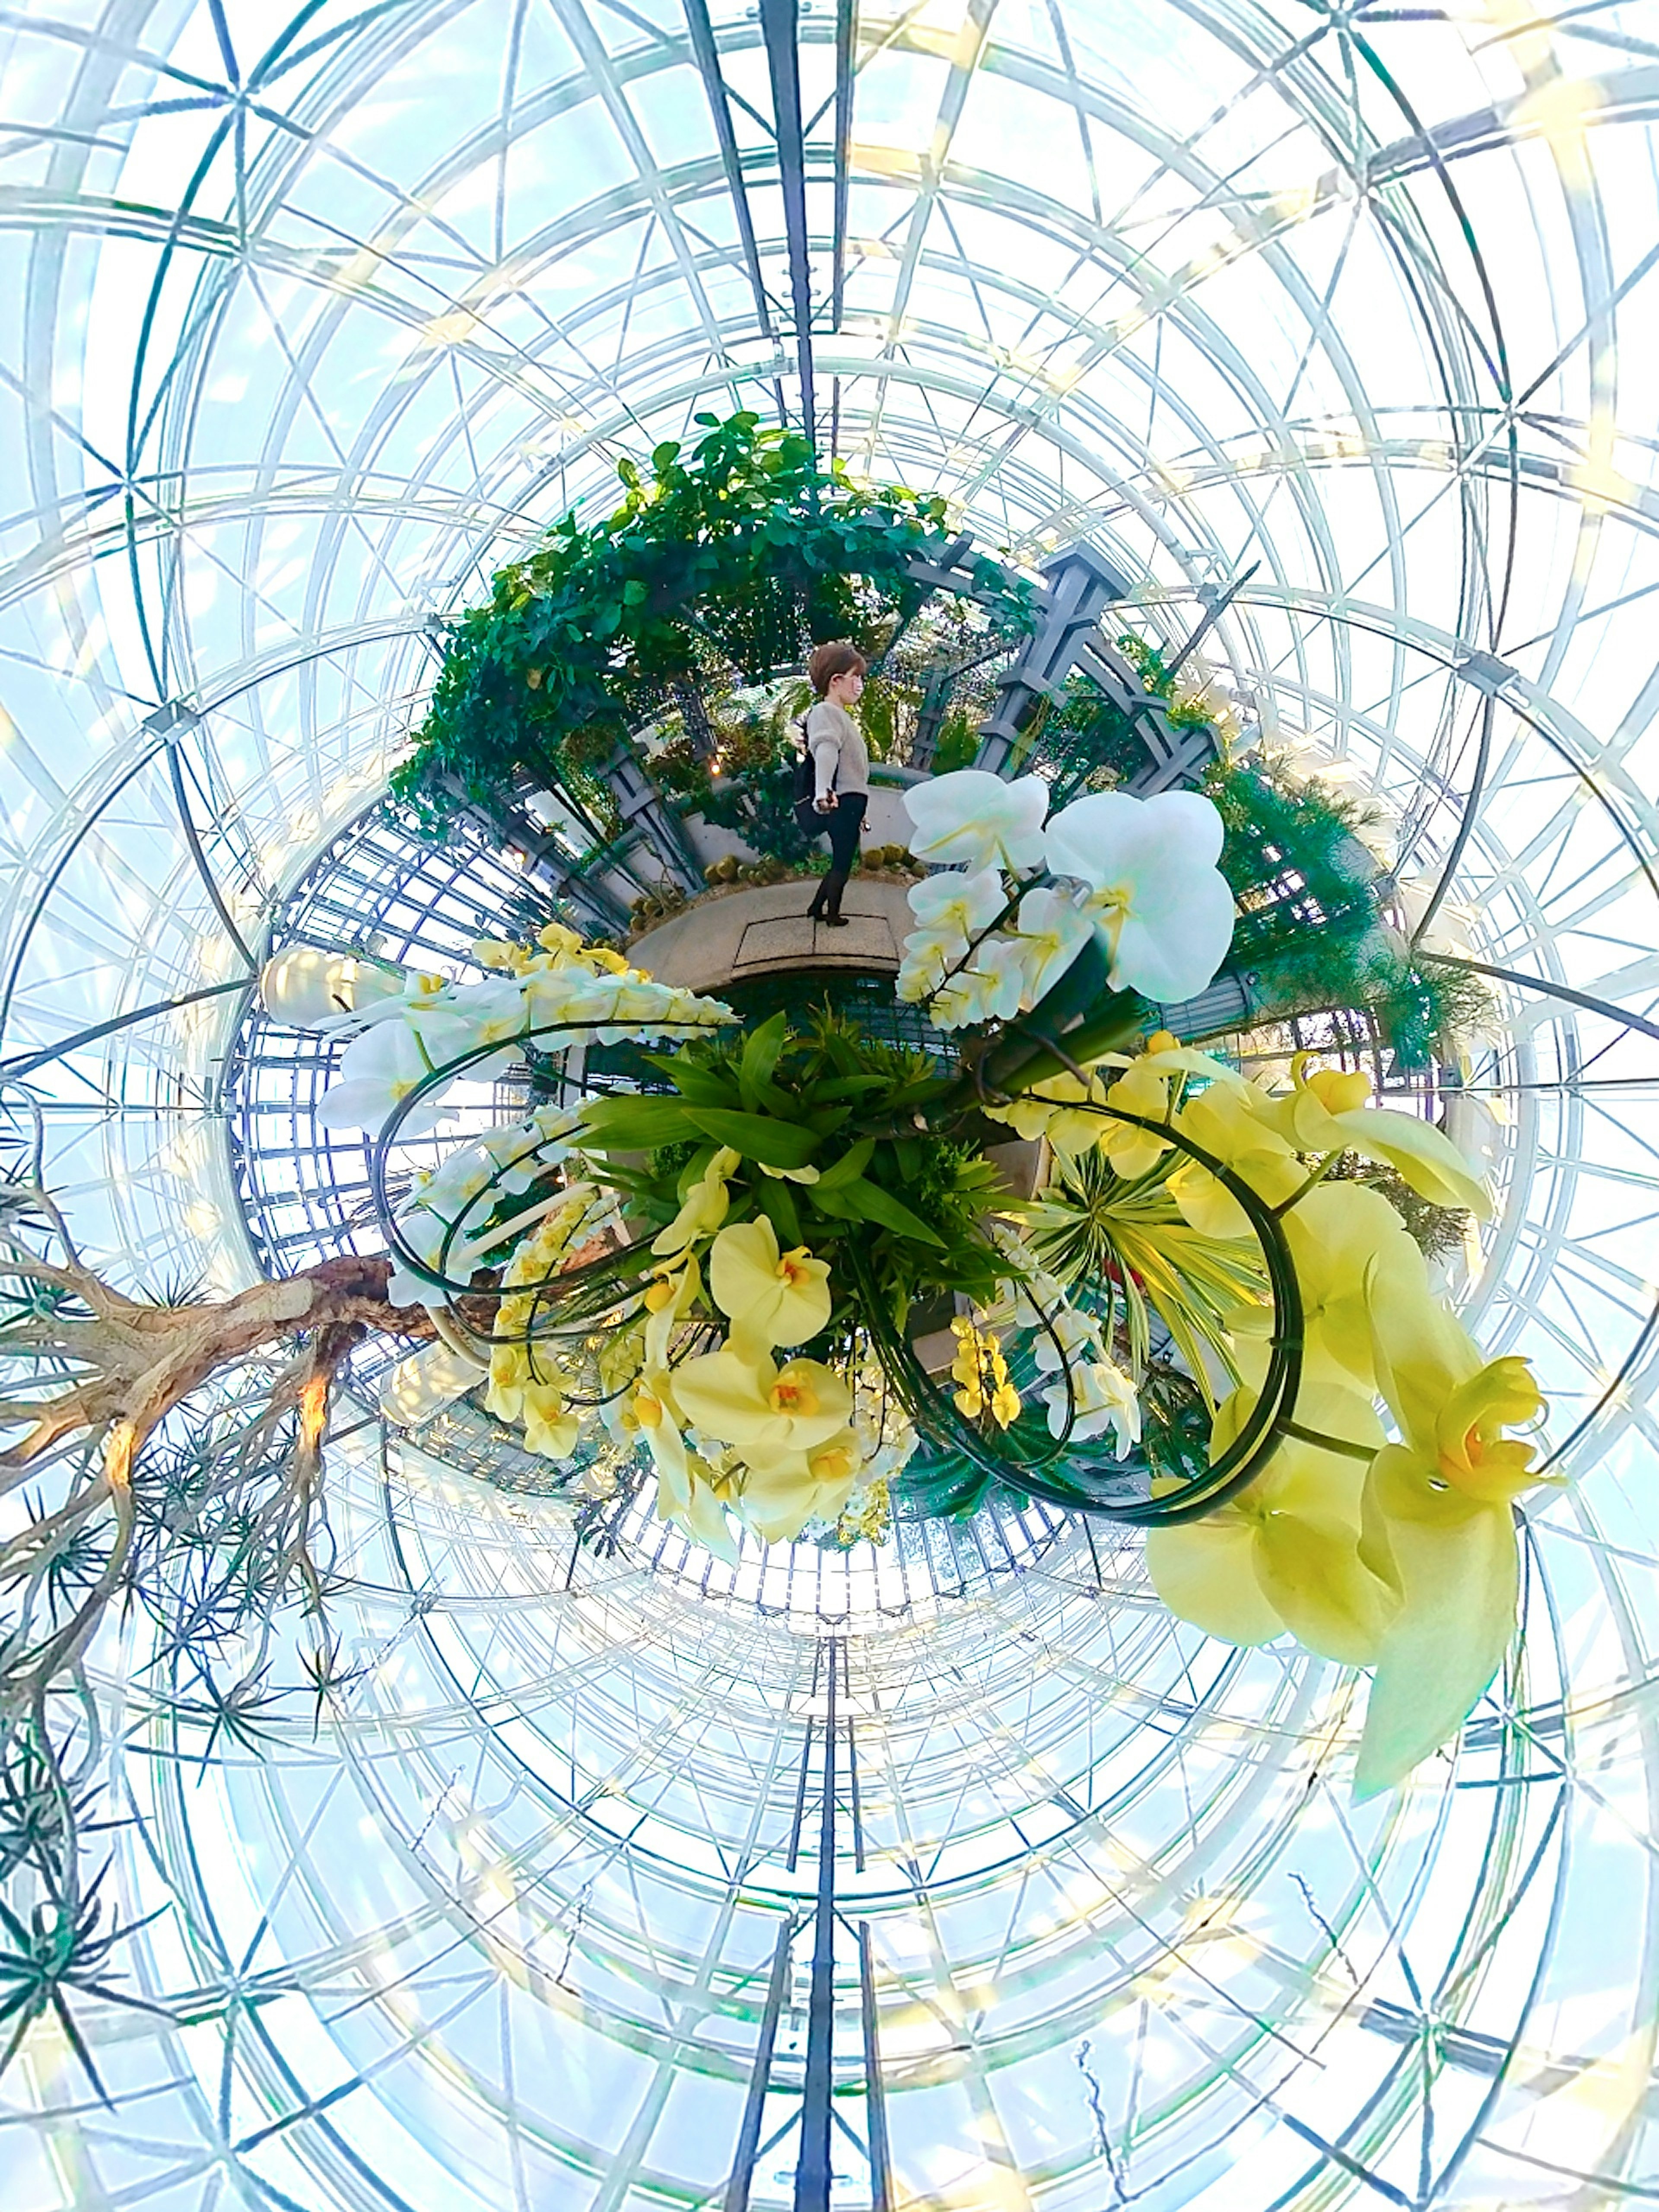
[3,3,1658,2206]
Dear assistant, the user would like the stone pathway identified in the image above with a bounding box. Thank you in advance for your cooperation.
[628,878,914,994]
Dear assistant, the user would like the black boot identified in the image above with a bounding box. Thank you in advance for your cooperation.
[818,868,850,925]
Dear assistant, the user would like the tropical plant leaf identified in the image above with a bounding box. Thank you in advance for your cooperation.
[683,1108,819,1169]
[816,1178,944,1247]
[578,1096,700,1149]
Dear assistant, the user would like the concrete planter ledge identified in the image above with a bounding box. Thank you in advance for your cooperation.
[627,878,916,995]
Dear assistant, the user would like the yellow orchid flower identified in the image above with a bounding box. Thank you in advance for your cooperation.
[709,1220,832,1353]
[984,1068,1113,1157]
[1251,1056,1492,1219]
[642,1250,702,1371]
[651,1146,741,1257]
[1094,1052,1174,1180]
[1168,1078,1304,1237]
[736,1430,864,1544]
[1351,1248,1548,1798]
[1145,1379,1394,1666]
[1228,1181,1421,1395]
[627,1385,739,1560]
[520,1379,579,1460]
[672,1343,853,1465]
[484,1338,532,1422]
[536,922,585,960]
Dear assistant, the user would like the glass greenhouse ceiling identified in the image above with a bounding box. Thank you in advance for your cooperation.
[3,0,1659,2208]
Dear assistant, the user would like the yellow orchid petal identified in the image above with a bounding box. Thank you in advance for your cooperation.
[709,1219,832,1350]
[1144,1517,1286,1646]
[1164,1383,1392,1665]
[1270,1182,1422,1393]
[1252,1510,1397,1667]
[1305,1066,1372,1116]
[1434,1359,1544,1501]
[1354,1445,1519,1799]
[680,1477,740,1560]
[1329,1106,1492,1220]
[1169,1082,1303,1235]
[521,1379,578,1459]
[1366,1247,1545,1510]
[651,1147,741,1257]
[736,1430,864,1542]
[1367,1242,1476,1443]
[645,1255,701,1372]
[1167,1157,1253,1240]
[674,1345,852,1454]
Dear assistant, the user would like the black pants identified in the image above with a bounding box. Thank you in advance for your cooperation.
[804,792,866,917]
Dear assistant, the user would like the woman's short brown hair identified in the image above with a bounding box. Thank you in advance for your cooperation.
[807,640,868,697]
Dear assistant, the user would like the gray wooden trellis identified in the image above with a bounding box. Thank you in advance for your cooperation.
[973,541,1224,795]
[571,528,1235,914]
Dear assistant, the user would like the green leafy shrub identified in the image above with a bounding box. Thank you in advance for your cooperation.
[390,413,1036,833]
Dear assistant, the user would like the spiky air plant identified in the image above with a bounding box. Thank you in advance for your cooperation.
[0,1860,170,2099]
[0,1175,433,1734]
[0,1084,465,2085]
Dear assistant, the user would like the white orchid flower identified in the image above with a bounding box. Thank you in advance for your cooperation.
[316,1017,470,1135]
[1011,886,1094,1006]
[904,770,1051,875]
[384,1207,451,1307]
[260,945,408,1030]
[1030,1302,1104,1372]
[966,936,1029,1024]
[905,867,1006,939]
[1042,1356,1139,1451]
[928,964,1002,1031]
[1042,789,1236,1004]
[895,928,967,1004]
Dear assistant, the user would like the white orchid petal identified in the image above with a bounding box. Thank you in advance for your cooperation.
[1108,868,1238,1002]
[904,770,1051,874]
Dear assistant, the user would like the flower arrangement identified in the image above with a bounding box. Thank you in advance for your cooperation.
[302,765,1545,1798]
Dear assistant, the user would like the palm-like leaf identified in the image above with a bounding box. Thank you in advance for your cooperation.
[1017,1150,1267,1405]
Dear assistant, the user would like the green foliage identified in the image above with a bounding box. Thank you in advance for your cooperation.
[1016,1149,1267,1407]
[390,413,1036,833]
[577,1011,1009,1316]
[1205,754,1484,1063]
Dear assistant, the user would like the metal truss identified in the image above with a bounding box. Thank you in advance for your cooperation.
[2,3,1659,2209]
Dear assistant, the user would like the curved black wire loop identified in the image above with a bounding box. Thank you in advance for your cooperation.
[360,1018,1303,1526]
[363,1013,713,1344]
[861,1101,1304,1528]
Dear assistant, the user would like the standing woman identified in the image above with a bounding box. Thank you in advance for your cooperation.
[799,641,869,927]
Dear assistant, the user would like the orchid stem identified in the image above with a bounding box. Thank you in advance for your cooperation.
[1272,1150,1344,1217]
[1281,1419,1377,1464]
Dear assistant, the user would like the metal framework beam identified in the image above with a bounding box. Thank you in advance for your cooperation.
[858,1923,893,2212]
[795,1635,838,2212]
[831,0,854,332]
[684,0,777,349]
[759,0,816,446]
[724,1919,796,2212]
